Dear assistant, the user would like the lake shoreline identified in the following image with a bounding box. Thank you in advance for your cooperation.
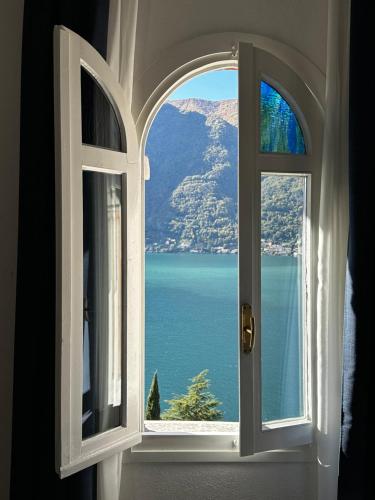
[145,248,301,257]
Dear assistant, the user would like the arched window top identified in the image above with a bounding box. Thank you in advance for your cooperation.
[81,67,126,152]
[260,81,306,155]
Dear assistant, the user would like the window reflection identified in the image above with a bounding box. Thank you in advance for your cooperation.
[82,171,123,439]
[81,67,126,152]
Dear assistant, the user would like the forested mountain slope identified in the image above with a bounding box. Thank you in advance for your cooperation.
[145,99,304,255]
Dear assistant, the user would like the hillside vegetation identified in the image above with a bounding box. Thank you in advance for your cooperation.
[145,99,305,255]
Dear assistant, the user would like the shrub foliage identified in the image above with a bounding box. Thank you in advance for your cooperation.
[162,369,223,421]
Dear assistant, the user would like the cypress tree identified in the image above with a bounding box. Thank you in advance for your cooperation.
[145,370,161,420]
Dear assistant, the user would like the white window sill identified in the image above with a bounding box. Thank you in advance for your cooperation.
[125,420,314,463]
[144,420,239,434]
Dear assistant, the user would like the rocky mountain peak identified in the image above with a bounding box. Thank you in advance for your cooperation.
[168,98,238,127]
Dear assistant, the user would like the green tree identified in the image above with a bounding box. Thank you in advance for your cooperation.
[145,371,161,420]
[162,370,223,421]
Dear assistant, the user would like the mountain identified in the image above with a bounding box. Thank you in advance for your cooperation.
[170,98,238,127]
[145,98,304,255]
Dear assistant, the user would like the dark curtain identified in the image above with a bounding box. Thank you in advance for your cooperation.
[338,2,372,499]
[11,1,109,499]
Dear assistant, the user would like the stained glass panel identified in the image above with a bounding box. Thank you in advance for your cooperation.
[260,81,306,154]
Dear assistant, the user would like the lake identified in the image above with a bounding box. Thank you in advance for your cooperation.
[145,253,303,422]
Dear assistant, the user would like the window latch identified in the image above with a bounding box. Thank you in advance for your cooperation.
[241,304,255,353]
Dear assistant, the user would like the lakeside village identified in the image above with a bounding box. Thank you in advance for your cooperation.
[146,238,303,257]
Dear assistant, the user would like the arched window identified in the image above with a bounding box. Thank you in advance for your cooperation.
[136,43,322,458]
[55,32,322,473]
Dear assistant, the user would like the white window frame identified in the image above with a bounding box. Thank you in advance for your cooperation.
[55,28,323,471]
[129,41,323,462]
[239,43,322,455]
[54,26,142,478]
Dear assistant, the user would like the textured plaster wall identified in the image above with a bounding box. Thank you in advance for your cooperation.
[121,462,315,500]
[0,1,24,499]
[133,0,328,121]
[136,0,328,75]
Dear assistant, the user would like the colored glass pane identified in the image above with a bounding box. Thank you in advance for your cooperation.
[260,81,305,154]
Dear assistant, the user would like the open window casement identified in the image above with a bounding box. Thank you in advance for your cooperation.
[54,26,141,478]
[134,44,321,459]
[55,26,322,473]
[238,42,322,456]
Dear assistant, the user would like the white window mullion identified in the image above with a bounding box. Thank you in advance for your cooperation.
[257,154,313,174]
[81,144,129,173]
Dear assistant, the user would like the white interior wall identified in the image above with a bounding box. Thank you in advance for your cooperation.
[132,0,328,123]
[0,1,24,499]
[124,1,328,499]
[121,462,316,500]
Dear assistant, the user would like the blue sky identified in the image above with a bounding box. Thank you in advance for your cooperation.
[168,69,238,101]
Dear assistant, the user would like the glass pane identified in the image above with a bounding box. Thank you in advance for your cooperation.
[260,81,306,154]
[81,67,126,152]
[82,171,123,439]
[261,173,307,422]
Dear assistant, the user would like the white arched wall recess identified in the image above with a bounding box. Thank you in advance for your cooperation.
[134,32,325,140]
[134,38,324,460]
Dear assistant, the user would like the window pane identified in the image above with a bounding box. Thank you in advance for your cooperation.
[261,174,307,422]
[260,81,306,154]
[82,171,123,439]
[81,67,126,152]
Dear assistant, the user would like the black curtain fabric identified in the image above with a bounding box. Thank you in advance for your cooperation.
[11,1,109,499]
[338,2,373,499]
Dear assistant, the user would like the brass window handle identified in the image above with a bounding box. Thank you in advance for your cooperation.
[241,304,256,353]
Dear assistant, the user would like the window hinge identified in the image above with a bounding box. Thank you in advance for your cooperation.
[231,44,239,59]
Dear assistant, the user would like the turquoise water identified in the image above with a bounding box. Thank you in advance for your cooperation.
[145,253,302,422]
